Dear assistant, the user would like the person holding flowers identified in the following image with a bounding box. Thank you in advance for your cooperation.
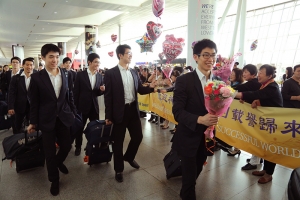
[172,39,220,200]
[235,64,283,184]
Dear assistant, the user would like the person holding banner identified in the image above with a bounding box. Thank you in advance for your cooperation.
[281,64,300,108]
[235,64,283,184]
[172,39,219,199]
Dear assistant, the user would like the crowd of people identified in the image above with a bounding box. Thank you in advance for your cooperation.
[0,40,299,200]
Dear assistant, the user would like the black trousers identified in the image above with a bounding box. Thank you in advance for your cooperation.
[42,118,72,182]
[12,104,30,134]
[179,138,207,200]
[75,108,99,148]
[263,160,276,175]
[112,102,143,172]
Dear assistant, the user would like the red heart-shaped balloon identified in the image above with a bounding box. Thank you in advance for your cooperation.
[111,34,117,42]
[158,52,164,60]
[146,21,163,42]
[162,34,185,63]
[108,51,114,57]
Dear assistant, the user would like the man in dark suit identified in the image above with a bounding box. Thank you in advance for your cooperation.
[8,57,35,134]
[62,57,76,84]
[104,44,156,183]
[172,39,219,200]
[27,44,77,196]
[73,53,105,155]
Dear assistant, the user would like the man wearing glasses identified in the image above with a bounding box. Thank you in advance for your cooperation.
[104,44,156,183]
[172,39,219,200]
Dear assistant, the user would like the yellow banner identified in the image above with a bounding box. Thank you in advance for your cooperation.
[149,92,177,124]
[216,100,300,169]
[138,94,150,111]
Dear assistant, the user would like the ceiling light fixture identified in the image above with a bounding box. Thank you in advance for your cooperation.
[42,28,44,30]
[66,0,68,2]
[118,8,121,10]
[54,11,57,14]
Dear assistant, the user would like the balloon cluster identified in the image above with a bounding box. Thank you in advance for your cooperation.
[152,0,165,18]
[136,33,154,53]
[162,34,185,63]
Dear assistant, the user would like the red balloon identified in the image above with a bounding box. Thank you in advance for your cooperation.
[111,34,117,42]
[162,34,185,63]
[146,21,163,42]
[158,52,164,60]
[108,51,114,57]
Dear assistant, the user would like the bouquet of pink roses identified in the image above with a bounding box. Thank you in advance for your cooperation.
[204,80,237,140]
[213,53,242,82]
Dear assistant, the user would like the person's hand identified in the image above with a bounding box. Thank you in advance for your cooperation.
[150,80,157,88]
[239,99,244,104]
[160,89,167,93]
[197,114,219,126]
[105,119,112,125]
[226,80,231,85]
[100,85,105,91]
[164,79,172,86]
[297,96,300,101]
[27,124,36,134]
[8,109,15,115]
[251,100,260,108]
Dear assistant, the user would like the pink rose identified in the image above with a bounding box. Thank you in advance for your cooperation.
[220,87,231,98]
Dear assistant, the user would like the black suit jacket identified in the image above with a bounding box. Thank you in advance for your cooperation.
[8,72,36,113]
[73,70,103,115]
[172,71,219,157]
[104,65,154,124]
[29,68,77,132]
[70,70,76,84]
[235,78,261,104]
[2,70,13,91]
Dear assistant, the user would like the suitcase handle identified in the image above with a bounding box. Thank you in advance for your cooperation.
[24,130,40,145]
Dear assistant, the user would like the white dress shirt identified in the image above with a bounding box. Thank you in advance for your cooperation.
[118,64,135,104]
[87,68,96,89]
[20,71,31,91]
[11,70,20,77]
[195,67,213,96]
[46,68,62,98]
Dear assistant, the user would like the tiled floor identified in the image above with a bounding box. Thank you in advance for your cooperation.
[0,100,291,199]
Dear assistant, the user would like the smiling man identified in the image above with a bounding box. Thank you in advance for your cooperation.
[172,39,219,200]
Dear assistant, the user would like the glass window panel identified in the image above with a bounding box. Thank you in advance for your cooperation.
[256,39,266,52]
[268,24,280,37]
[293,6,300,20]
[274,37,283,50]
[281,7,293,22]
[247,11,254,17]
[261,13,272,26]
[285,2,295,8]
[264,38,276,51]
[285,35,299,49]
[270,10,282,24]
[289,20,300,35]
[254,14,263,27]
[274,4,284,11]
[255,9,264,15]
[264,7,273,13]
[261,52,272,64]
[282,50,295,66]
[294,51,300,66]
[246,17,253,29]
[258,26,269,39]
[271,51,280,64]
[249,27,259,40]
[277,22,287,36]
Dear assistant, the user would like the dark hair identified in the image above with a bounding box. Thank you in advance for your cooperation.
[171,70,181,78]
[234,62,239,66]
[11,56,21,64]
[193,39,217,55]
[87,53,100,65]
[232,68,244,83]
[286,67,293,79]
[157,67,162,73]
[294,64,300,72]
[3,65,8,68]
[63,57,72,64]
[243,64,258,76]
[259,64,276,79]
[22,57,34,65]
[185,66,193,71]
[39,62,43,67]
[116,44,131,60]
[41,44,60,57]
[173,66,184,74]
[143,68,149,73]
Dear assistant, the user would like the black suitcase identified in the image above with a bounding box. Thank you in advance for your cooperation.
[0,101,11,130]
[84,120,113,166]
[288,167,300,200]
[163,149,182,179]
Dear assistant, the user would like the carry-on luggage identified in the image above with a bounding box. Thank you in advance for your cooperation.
[2,130,45,172]
[163,149,182,179]
[84,120,113,166]
[70,113,84,143]
[288,167,300,200]
[0,101,11,130]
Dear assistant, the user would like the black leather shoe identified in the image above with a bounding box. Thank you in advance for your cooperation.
[75,148,81,156]
[246,158,263,163]
[58,163,69,174]
[241,163,257,170]
[125,160,140,169]
[50,181,59,196]
[115,172,123,182]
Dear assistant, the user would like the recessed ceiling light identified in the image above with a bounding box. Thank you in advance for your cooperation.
[118,8,121,10]
[54,11,57,14]
[42,28,44,30]
[66,0,68,2]
[126,12,130,14]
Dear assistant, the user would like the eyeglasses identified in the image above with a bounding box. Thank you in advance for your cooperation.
[197,53,217,60]
[124,52,132,56]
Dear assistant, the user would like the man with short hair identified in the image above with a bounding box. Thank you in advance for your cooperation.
[62,57,76,84]
[172,39,219,200]
[73,53,105,155]
[104,44,156,183]
[2,57,21,100]
[8,58,35,134]
[27,44,76,196]
[38,63,44,71]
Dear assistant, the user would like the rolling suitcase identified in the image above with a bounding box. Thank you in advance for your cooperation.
[0,101,11,130]
[163,149,182,179]
[84,120,113,166]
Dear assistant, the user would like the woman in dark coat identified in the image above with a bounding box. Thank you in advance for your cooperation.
[235,64,283,184]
